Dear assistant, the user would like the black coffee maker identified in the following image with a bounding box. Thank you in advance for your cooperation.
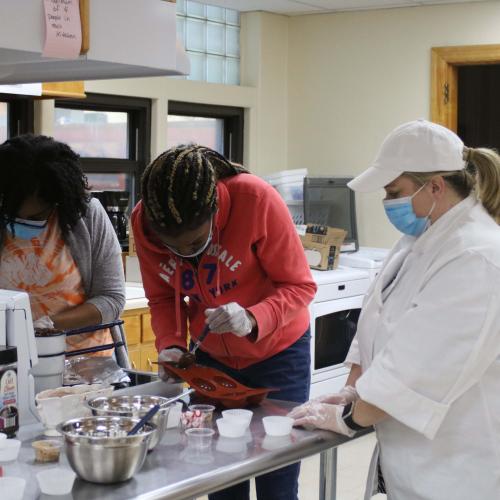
[92,191,130,248]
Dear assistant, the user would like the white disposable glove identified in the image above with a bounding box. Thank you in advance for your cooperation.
[157,348,185,382]
[313,385,359,405]
[33,315,55,330]
[204,302,253,337]
[288,402,355,437]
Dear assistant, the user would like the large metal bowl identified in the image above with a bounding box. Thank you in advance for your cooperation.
[86,395,172,450]
[57,416,156,484]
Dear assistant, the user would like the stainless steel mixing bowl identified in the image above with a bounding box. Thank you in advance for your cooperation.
[57,416,156,484]
[86,395,172,450]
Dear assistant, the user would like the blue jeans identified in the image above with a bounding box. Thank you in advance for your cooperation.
[195,329,311,500]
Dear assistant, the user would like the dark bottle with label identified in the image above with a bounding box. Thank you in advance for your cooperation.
[0,346,18,438]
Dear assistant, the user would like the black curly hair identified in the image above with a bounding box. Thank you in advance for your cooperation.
[142,144,247,236]
[0,134,90,247]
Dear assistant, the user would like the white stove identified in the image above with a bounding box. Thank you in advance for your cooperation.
[309,266,370,398]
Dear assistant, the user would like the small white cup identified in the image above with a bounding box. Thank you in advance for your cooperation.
[37,468,76,495]
[0,433,7,449]
[262,416,294,437]
[0,477,26,500]
[216,417,247,438]
[0,439,21,462]
[221,409,253,427]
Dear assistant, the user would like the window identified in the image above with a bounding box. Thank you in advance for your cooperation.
[53,94,151,206]
[167,101,244,163]
[0,103,7,143]
[177,0,240,85]
[0,95,34,140]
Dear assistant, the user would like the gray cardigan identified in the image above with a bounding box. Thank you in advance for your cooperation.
[64,198,125,323]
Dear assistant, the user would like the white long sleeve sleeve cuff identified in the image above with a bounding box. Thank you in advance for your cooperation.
[356,361,450,440]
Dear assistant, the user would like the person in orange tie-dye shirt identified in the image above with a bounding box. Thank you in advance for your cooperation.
[0,134,125,355]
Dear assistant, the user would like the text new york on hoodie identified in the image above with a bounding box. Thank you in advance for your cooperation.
[131,173,317,369]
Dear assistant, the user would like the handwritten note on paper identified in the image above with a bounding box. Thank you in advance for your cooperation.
[42,0,82,59]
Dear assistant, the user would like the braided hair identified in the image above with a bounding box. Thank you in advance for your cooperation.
[0,134,90,247]
[142,144,247,235]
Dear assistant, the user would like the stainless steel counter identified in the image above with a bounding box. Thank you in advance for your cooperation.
[9,399,370,500]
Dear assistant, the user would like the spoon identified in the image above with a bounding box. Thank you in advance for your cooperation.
[127,404,161,436]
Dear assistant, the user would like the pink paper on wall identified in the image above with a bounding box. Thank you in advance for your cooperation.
[42,0,82,59]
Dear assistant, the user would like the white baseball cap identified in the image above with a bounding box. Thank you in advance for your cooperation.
[348,119,466,192]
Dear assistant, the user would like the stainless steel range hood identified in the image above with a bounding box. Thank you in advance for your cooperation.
[0,0,189,84]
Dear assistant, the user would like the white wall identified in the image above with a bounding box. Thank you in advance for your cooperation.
[35,12,289,177]
[32,2,500,247]
[286,1,500,248]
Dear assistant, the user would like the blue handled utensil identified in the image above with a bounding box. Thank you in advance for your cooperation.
[127,404,161,436]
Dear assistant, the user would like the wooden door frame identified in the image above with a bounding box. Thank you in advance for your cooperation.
[431,44,500,132]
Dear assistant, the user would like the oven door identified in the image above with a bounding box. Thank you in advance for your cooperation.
[309,295,363,398]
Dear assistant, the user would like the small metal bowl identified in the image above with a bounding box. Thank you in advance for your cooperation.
[57,416,156,484]
[86,395,172,450]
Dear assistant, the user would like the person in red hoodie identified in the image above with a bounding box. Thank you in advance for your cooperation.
[131,144,316,500]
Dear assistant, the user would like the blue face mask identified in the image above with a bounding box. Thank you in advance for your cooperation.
[7,217,49,240]
[383,184,435,237]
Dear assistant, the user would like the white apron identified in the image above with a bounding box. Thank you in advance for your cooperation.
[345,196,500,500]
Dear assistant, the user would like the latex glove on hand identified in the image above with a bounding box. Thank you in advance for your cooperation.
[205,302,254,337]
[288,402,355,437]
[313,385,359,405]
[157,348,185,383]
[33,315,55,330]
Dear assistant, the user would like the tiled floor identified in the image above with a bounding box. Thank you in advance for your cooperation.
[199,433,387,500]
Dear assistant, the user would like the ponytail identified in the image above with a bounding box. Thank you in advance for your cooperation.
[464,147,500,223]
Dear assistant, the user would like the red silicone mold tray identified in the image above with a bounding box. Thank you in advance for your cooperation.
[160,362,277,409]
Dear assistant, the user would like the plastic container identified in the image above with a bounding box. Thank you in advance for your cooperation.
[181,404,215,430]
[36,468,76,495]
[0,439,21,462]
[216,417,247,438]
[216,436,247,455]
[262,416,294,437]
[0,477,25,500]
[0,346,18,438]
[222,409,253,427]
[36,384,113,437]
[185,427,215,450]
[263,168,307,202]
[0,433,7,448]
[32,439,62,463]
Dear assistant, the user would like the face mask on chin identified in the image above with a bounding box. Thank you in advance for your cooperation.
[383,183,436,237]
[164,217,213,258]
[6,217,49,240]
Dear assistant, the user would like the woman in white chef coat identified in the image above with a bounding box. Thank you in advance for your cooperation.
[289,119,500,500]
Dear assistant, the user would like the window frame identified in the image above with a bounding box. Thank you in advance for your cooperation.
[167,101,244,164]
[0,94,34,139]
[54,93,151,203]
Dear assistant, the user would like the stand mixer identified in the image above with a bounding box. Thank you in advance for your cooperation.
[0,289,41,425]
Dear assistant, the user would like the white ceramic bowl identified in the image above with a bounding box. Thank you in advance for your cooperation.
[216,417,247,438]
[221,409,253,427]
[0,439,21,462]
[36,384,113,436]
[262,416,294,437]
[0,477,26,500]
[37,468,76,495]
